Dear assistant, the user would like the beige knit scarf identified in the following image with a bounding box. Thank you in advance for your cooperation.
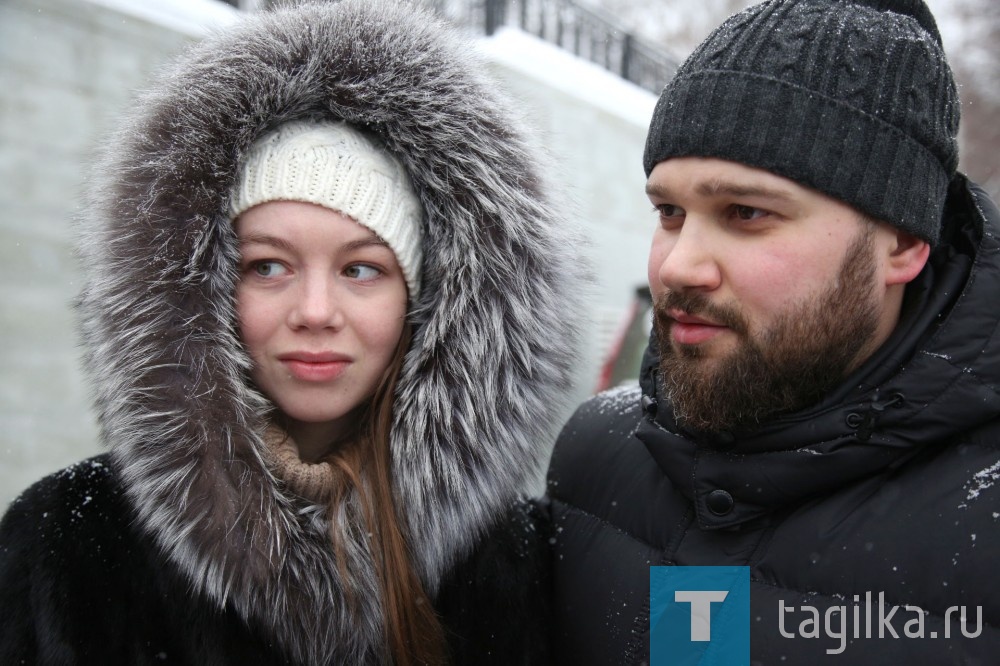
[263,424,338,503]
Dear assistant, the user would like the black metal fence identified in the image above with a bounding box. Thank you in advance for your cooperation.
[248,0,677,94]
[424,0,677,94]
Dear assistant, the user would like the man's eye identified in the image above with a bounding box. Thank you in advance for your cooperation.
[656,204,684,218]
[345,264,381,281]
[734,205,766,221]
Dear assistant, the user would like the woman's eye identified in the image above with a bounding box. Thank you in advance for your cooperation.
[734,205,767,221]
[250,261,287,278]
[345,264,382,281]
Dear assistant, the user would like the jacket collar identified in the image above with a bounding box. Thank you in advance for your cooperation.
[637,176,1000,530]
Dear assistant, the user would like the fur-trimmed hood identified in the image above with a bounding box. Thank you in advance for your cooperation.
[75,2,584,663]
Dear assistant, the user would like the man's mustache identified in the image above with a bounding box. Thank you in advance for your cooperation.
[653,291,749,337]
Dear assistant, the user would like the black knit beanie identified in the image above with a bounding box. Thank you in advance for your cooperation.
[643,0,960,245]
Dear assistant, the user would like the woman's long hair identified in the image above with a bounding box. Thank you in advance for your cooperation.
[325,322,448,665]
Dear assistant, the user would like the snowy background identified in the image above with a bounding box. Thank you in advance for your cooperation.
[1,0,996,506]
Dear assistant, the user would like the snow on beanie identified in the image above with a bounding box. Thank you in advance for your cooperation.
[231,120,423,298]
[643,0,960,245]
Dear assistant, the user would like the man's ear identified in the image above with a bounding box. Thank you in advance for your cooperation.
[884,228,930,286]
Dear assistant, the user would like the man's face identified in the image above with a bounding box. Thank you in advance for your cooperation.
[645,157,902,433]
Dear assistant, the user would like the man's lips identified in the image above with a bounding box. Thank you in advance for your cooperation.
[278,352,351,381]
[667,309,728,345]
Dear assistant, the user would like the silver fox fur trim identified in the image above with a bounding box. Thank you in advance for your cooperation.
[74,1,586,663]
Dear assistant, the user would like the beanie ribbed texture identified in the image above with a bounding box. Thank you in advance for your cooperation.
[644,0,960,245]
[231,120,423,297]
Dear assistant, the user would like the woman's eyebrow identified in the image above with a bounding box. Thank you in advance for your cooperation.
[340,237,390,253]
[239,234,390,253]
[239,234,295,252]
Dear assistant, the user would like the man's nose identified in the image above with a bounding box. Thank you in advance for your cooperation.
[655,220,722,293]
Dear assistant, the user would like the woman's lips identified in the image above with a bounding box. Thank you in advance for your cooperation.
[279,353,351,382]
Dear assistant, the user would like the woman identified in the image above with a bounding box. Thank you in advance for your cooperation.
[0,2,585,664]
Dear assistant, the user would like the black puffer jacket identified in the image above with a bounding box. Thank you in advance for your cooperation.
[548,176,1000,664]
[0,1,584,664]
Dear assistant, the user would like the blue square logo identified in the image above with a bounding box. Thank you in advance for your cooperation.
[650,566,750,666]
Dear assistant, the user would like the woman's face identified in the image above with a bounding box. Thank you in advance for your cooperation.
[235,201,408,450]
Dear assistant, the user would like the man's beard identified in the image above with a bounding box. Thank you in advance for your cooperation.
[654,225,880,434]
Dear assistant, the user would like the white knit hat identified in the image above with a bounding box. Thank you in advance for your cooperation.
[230,120,423,297]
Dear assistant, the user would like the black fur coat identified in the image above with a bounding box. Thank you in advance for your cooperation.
[0,1,584,663]
[0,456,552,665]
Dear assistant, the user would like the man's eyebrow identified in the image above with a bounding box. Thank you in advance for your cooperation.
[695,179,795,201]
[645,182,671,198]
[644,180,796,201]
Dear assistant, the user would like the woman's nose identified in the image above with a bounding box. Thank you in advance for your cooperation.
[288,275,345,330]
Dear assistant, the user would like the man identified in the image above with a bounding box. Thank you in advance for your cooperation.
[547,0,1000,662]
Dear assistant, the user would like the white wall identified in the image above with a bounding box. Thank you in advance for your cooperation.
[0,0,657,507]
[0,0,226,507]
[480,29,657,405]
